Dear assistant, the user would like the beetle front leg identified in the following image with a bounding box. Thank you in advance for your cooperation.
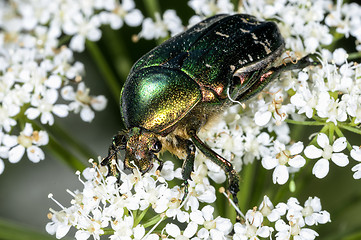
[188,130,240,212]
[101,146,119,178]
[176,136,196,200]
[101,132,127,178]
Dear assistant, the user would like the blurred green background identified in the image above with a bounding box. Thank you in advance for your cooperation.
[0,0,361,239]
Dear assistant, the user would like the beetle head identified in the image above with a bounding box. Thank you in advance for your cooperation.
[119,127,162,174]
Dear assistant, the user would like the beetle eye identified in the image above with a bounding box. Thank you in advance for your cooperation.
[151,140,162,153]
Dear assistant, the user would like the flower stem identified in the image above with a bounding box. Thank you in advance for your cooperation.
[43,123,97,159]
[134,207,149,227]
[238,162,255,212]
[285,119,326,126]
[142,0,161,18]
[347,51,361,61]
[45,135,87,171]
[143,214,163,228]
[338,123,361,135]
[85,40,121,102]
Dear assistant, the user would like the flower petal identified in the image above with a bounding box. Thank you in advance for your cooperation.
[9,145,25,163]
[312,159,329,179]
[304,145,323,159]
[317,133,329,148]
[262,156,278,170]
[27,146,45,163]
[289,155,306,168]
[273,165,289,185]
[165,223,180,238]
[351,146,361,162]
[331,153,349,167]
[351,163,361,179]
[184,221,197,238]
[0,159,4,175]
[255,111,272,126]
[332,137,347,152]
[289,141,304,155]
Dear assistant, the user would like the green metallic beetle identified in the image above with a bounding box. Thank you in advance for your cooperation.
[101,14,316,209]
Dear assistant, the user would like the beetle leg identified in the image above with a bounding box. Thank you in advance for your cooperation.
[101,132,127,178]
[154,154,164,172]
[234,54,318,103]
[177,137,196,201]
[188,130,240,210]
[101,146,119,178]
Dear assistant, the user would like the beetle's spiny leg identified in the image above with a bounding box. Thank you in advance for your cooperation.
[101,132,127,178]
[233,54,319,103]
[188,130,240,215]
[175,136,196,201]
[153,154,164,173]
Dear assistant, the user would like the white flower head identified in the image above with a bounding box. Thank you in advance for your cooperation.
[304,133,349,179]
[61,82,107,122]
[138,10,183,40]
[6,123,48,163]
[302,197,331,226]
[25,89,69,125]
[262,141,306,185]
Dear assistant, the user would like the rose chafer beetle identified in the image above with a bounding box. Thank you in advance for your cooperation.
[101,14,316,213]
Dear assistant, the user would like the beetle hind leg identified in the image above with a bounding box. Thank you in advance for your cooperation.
[232,54,319,103]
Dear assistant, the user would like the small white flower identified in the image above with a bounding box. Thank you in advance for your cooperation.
[61,82,107,122]
[275,219,319,240]
[193,205,232,239]
[302,197,331,226]
[164,222,197,239]
[25,89,69,125]
[262,141,306,185]
[304,133,349,178]
[188,0,234,16]
[6,123,48,163]
[139,10,183,40]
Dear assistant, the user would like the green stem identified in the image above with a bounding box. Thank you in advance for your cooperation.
[238,163,255,214]
[0,218,62,240]
[42,123,97,159]
[134,207,149,227]
[86,40,121,102]
[45,135,87,171]
[338,123,361,135]
[142,0,161,18]
[143,214,163,228]
[347,52,361,61]
[101,27,133,84]
[285,119,326,126]
[328,122,335,143]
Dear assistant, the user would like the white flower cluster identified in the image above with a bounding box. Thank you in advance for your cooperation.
[138,0,236,40]
[234,196,330,240]
[46,160,330,240]
[0,0,144,173]
[46,159,228,240]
